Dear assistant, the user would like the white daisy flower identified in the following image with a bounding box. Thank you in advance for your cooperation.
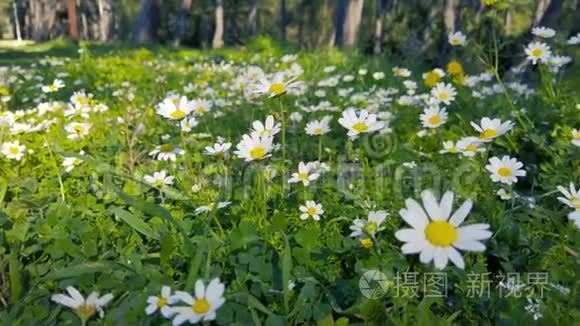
[338,109,384,137]
[350,210,388,238]
[204,142,232,156]
[149,144,185,162]
[420,106,448,128]
[180,117,199,132]
[194,202,231,215]
[157,96,194,120]
[571,129,580,147]
[470,117,514,142]
[531,26,556,38]
[372,72,385,80]
[51,286,114,322]
[431,82,457,105]
[144,170,175,187]
[556,183,580,210]
[485,156,526,185]
[305,116,332,136]
[42,79,65,93]
[525,42,552,65]
[448,31,466,46]
[439,140,459,154]
[65,122,92,140]
[1,141,26,161]
[392,66,411,77]
[567,33,580,45]
[289,112,303,122]
[251,115,281,137]
[288,161,320,186]
[234,134,273,162]
[496,189,512,200]
[457,137,485,157]
[395,190,492,269]
[306,161,330,174]
[170,278,226,325]
[146,286,175,318]
[191,99,212,116]
[252,72,301,98]
[299,200,324,220]
[62,155,83,172]
[568,210,580,229]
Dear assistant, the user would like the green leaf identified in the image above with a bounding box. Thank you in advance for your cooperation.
[185,239,206,291]
[282,235,292,315]
[230,221,259,250]
[8,251,22,303]
[110,207,159,240]
[39,261,134,281]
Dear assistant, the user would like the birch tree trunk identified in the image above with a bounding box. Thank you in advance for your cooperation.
[13,2,22,41]
[212,0,224,48]
[372,0,384,55]
[248,0,257,35]
[66,0,79,40]
[343,0,364,47]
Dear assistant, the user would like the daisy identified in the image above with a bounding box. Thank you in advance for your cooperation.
[338,109,384,137]
[289,112,303,122]
[299,201,324,220]
[251,115,281,137]
[170,278,226,325]
[252,72,301,98]
[557,183,580,209]
[65,122,92,140]
[420,106,448,128]
[439,140,459,154]
[146,286,175,318]
[497,188,512,200]
[180,117,199,132]
[234,134,273,162]
[306,161,330,174]
[532,26,556,38]
[144,171,175,187]
[191,99,212,115]
[263,165,278,181]
[395,190,492,269]
[571,129,580,147]
[470,117,514,142]
[485,156,526,185]
[288,161,320,186]
[51,286,114,322]
[62,156,83,172]
[349,211,388,238]
[525,42,551,65]
[392,66,411,77]
[431,83,457,105]
[568,33,580,45]
[157,96,194,120]
[204,142,232,156]
[149,144,185,162]
[194,202,231,215]
[42,79,65,93]
[568,210,580,229]
[372,72,385,80]
[305,116,332,136]
[448,31,466,46]
[457,137,485,157]
[1,141,26,161]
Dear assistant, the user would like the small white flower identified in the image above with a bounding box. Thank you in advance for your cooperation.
[372,72,385,80]
[556,183,580,209]
[149,144,185,162]
[65,122,92,140]
[496,189,512,200]
[305,116,332,136]
[350,211,388,238]
[571,129,580,147]
[170,278,226,325]
[146,286,175,318]
[288,162,320,186]
[532,26,555,38]
[567,33,580,45]
[485,156,526,185]
[448,31,466,46]
[51,286,113,321]
[420,106,448,128]
[299,200,324,220]
[470,117,514,142]
[62,156,83,172]
[204,142,232,156]
[42,79,65,93]
[234,134,273,162]
[251,115,281,137]
[431,83,457,105]
[439,140,459,154]
[338,109,384,137]
[457,137,485,157]
[1,141,26,161]
[157,96,194,120]
[525,42,551,65]
[144,171,175,187]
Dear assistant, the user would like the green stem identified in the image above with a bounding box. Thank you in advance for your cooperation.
[279,98,287,194]
[44,137,66,203]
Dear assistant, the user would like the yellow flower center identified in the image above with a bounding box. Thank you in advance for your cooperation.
[9,147,20,155]
[160,144,174,153]
[425,221,458,247]
[312,128,323,135]
[157,296,168,307]
[306,207,318,216]
[450,38,461,45]
[438,92,449,101]
[448,146,458,153]
[497,167,513,177]
[352,122,369,133]
[447,61,464,75]
[465,144,477,152]
[424,72,441,87]
[298,172,309,181]
[360,238,373,249]
[170,109,187,120]
[192,298,211,314]
[195,106,206,113]
[268,83,286,96]
[480,128,497,139]
[532,49,543,57]
[428,115,442,125]
[363,221,378,235]
[75,303,96,322]
[250,146,267,160]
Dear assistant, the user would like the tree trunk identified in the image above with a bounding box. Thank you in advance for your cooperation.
[333,0,349,46]
[133,0,161,44]
[535,0,564,28]
[533,0,550,26]
[343,0,364,47]
[12,2,22,41]
[66,0,79,40]
[173,0,192,46]
[505,9,513,35]
[212,0,224,48]
[280,0,287,41]
[97,0,114,41]
[372,0,384,55]
[248,0,257,35]
[442,0,455,33]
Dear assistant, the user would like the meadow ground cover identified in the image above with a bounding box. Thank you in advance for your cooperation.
[0,31,579,325]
